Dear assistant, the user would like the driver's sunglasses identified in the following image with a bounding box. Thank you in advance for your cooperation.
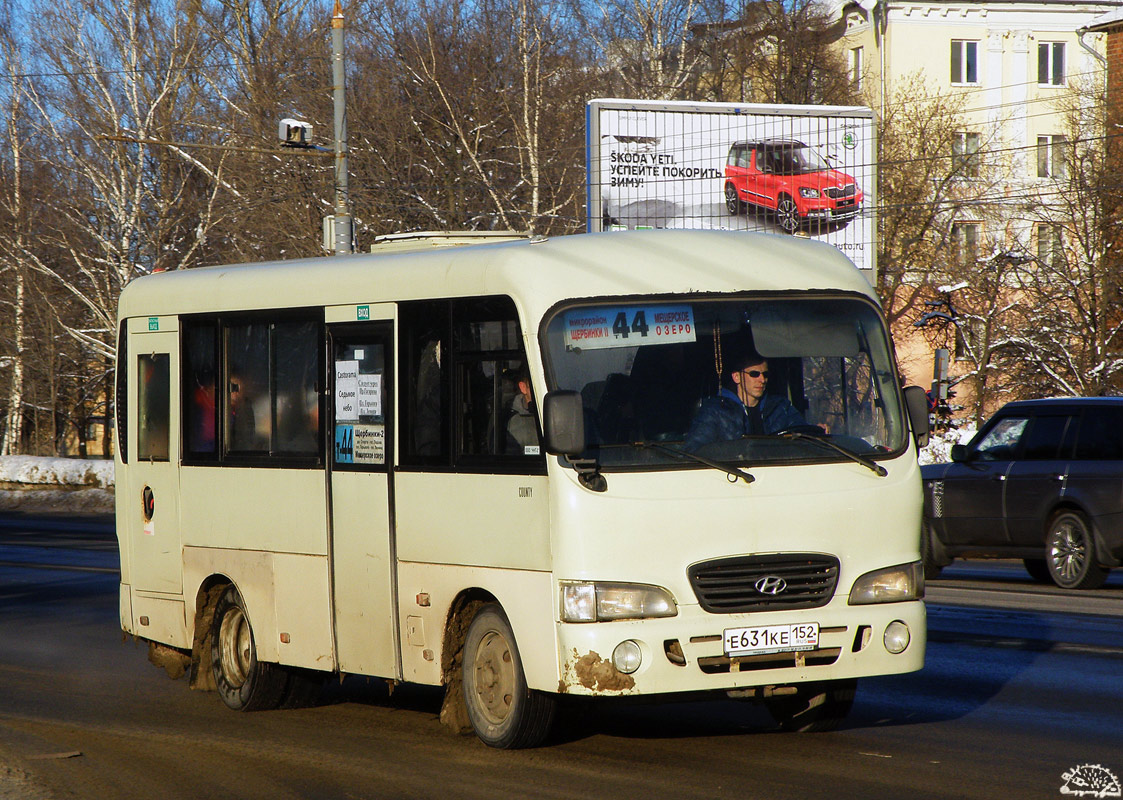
[743,369,769,378]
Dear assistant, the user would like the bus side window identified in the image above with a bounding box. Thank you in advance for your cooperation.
[224,319,322,457]
[226,323,271,453]
[184,322,218,458]
[455,298,535,458]
[400,300,451,465]
[137,354,170,461]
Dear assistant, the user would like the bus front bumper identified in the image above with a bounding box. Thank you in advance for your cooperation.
[554,599,925,696]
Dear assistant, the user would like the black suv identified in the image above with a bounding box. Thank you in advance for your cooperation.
[921,398,1123,589]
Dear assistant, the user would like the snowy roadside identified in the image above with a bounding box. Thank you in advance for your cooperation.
[0,456,114,514]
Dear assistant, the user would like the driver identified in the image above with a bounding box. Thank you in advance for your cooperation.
[684,350,806,452]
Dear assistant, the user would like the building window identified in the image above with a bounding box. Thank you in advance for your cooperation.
[1037,224,1066,269]
[1037,135,1067,178]
[951,222,980,267]
[951,40,978,85]
[1038,42,1065,86]
[952,132,981,177]
[849,47,863,91]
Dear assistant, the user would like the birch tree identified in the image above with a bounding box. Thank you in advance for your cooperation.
[0,19,30,454]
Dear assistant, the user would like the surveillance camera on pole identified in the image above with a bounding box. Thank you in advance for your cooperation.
[279,118,313,148]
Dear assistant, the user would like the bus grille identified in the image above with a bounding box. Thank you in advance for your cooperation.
[688,554,840,613]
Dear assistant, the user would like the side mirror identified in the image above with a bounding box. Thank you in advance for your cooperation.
[902,385,930,449]
[542,390,586,456]
[950,444,968,463]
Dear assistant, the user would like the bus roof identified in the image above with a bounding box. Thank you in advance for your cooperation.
[117,230,876,325]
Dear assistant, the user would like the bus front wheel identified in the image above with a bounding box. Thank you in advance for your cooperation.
[211,585,289,711]
[462,603,555,749]
[765,679,856,732]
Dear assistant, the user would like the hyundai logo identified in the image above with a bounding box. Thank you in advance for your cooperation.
[754,575,787,595]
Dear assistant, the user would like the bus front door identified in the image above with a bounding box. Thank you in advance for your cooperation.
[327,320,398,679]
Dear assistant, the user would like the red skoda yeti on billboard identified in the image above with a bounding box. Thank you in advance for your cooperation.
[724,139,863,233]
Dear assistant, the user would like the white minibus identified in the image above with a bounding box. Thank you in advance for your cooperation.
[115,230,930,748]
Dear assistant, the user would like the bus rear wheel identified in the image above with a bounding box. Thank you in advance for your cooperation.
[765,679,857,732]
[462,604,555,749]
[211,585,289,711]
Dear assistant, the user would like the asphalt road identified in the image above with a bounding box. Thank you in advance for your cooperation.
[0,514,1121,799]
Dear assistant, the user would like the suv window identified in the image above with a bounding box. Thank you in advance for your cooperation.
[1074,407,1123,460]
[1020,414,1073,460]
[973,416,1028,461]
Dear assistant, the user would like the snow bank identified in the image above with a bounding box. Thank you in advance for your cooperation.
[0,455,114,488]
[918,426,976,466]
[0,456,114,514]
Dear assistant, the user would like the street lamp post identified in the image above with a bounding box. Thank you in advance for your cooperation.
[331,0,352,255]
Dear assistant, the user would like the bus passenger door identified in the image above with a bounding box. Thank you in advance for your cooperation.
[126,322,182,594]
[327,319,398,679]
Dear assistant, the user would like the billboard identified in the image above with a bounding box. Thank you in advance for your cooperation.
[586,98,876,278]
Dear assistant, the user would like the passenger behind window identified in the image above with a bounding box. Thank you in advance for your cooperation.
[228,373,263,451]
[277,387,320,454]
[189,365,216,452]
[414,338,443,456]
[506,366,541,455]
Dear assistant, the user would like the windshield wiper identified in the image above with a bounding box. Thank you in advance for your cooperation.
[780,432,888,477]
[639,441,755,484]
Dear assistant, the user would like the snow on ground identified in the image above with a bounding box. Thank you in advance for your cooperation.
[0,455,114,514]
[918,426,977,466]
[0,456,113,488]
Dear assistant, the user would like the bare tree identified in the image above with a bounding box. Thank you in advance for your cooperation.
[569,0,712,100]
[0,18,30,454]
[876,74,997,330]
[997,77,1123,399]
[351,0,586,235]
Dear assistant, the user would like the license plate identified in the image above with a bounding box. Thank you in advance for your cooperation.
[723,622,819,656]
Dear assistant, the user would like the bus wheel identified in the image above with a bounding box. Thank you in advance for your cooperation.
[211,585,288,711]
[765,679,856,732]
[462,604,555,749]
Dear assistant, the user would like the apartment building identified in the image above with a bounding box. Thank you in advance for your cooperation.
[826,0,1122,409]
[831,0,1117,245]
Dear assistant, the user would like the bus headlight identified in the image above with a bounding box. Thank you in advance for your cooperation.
[848,562,924,605]
[560,582,678,622]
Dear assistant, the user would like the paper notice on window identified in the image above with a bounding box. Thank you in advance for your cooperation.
[335,360,359,421]
[358,373,382,418]
[353,424,386,464]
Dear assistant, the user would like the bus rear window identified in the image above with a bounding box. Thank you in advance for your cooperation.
[137,354,170,461]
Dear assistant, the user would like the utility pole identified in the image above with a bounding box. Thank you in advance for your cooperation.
[332,0,352,254]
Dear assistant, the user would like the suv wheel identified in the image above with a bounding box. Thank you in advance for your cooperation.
[1046,511,1109,590]
[776,195,801,234]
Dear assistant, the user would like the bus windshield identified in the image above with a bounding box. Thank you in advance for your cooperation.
[542,296,907,470]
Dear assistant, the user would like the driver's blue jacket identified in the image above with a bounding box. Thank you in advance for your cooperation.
[684,388,805,452]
